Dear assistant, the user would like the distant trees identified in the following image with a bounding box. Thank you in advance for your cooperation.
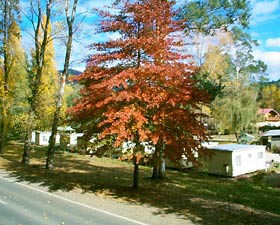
[205,30,266,139]
[180,0,267,138]
[212,85,259,140]
[182,0,250,36]
[69,0,211,187]
[259,84,280,112]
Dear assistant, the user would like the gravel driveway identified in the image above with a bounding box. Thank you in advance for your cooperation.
[266,151,280,166]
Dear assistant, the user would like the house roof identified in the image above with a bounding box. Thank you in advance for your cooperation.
[262,129,280,137]
[256,121,280,128]
[207,143,265,152]
[57,126,75,132]
[258,108,279,115]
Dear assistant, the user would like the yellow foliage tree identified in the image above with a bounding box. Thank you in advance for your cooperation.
[7,21,30,137]
[202,44,230,83]
[261,84,280,112]
[207,31,261,138]
[32,17,59,130]
[200,34,231,132]
[22,1,55,165]
[0,20,29,144]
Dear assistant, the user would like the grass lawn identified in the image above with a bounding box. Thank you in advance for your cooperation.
[1,141,280,225]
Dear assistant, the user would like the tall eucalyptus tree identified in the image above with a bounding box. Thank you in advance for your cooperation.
[46,0,79,169]
[22,0,55,164]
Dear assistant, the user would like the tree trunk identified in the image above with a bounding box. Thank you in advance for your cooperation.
[152,142,165,179]
[46,78,65,169]
[46,116,57,169]
[0,0,9,155]
[235,131,239,143]
[158,150,165,178]
[133,155,139,189]
[21,0,54,165]
[46,0,77,170]
[22,114,33,165]
[46,147,54,169]
[152,149,159,178]
[0,109,7,155]
[22,85,41,165]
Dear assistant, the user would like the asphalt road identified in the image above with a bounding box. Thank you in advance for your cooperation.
[0,171,147,225]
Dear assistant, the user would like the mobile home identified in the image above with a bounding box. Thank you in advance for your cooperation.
[202,144,266,177]
[33,131,60,146]
[260,129,280,150]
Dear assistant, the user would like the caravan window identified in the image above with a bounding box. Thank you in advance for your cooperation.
[43,135,48,142]
[236,155,241,166]
[258,152,263,159]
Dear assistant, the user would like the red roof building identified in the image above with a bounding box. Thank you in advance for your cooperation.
[258,108,280,121]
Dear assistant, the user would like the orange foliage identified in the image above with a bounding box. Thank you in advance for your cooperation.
[69,0,211,163]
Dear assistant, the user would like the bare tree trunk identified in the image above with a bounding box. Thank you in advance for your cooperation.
[22,0,53,165]
[46,0,78,169]
[0,0,10,155]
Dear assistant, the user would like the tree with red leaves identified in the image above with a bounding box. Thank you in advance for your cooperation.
[70,0,211,188]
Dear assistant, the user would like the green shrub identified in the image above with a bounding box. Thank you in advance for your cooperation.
[271,145,280,153]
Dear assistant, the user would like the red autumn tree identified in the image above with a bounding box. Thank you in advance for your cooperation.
[69,0,211,188]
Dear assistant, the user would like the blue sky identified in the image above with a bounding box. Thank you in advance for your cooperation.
[250,0,280,81]
[20,0,280,81]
